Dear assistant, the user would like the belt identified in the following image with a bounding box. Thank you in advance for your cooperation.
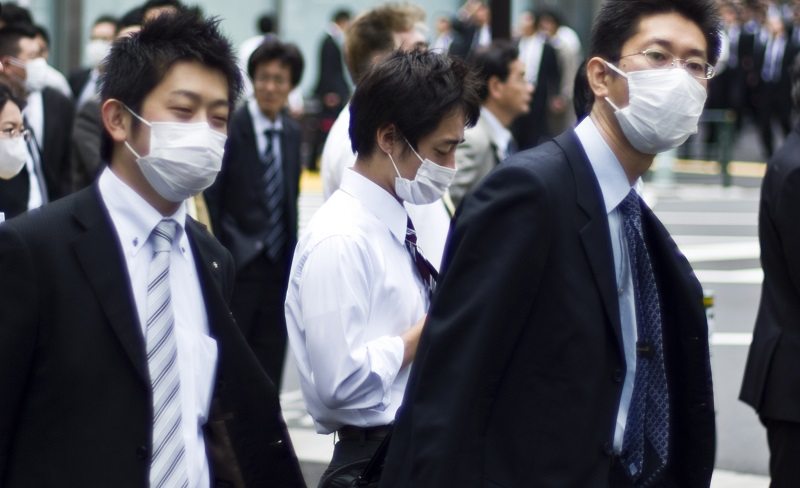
[336,425,392,442]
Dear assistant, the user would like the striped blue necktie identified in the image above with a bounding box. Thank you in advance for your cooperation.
[145,219,189,488]
[619,190,670,486]
[263,128,286,262]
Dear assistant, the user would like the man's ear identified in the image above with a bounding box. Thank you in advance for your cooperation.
[375,123,397,155]
[101,99,131,144]
[586,56,614,100]
[487,74,504,101]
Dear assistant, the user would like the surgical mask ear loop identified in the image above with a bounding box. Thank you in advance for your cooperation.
[403,136,424,162]
[120,101,150,159]
[386,151,403,178]
[603,60,628,112]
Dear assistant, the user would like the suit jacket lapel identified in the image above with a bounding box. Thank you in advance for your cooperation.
[554,130,625,358]
[185,219,232,337]
[71,186,149,384]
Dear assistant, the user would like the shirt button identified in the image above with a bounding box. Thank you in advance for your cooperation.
[613,368,624,383]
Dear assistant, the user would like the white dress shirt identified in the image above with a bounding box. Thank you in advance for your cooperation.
[319,105,450,269]
[285,169,428,434]
[574,116,639,452]
[480,106,513,161]
[248,97,283,162]
[518,33,545,85]
[98,168,217,488]
[24,91,44,152]
[320,104,353,201]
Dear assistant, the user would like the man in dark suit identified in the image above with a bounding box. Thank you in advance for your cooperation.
[206,39,304,390]
[68,15,117,109]
[0,23,74,200]
[512,9,560,150]
[381,1,719,487]
[740,52,800,488]
[0,12,304,487]
[754,15,797,158]
[311,9,351,168]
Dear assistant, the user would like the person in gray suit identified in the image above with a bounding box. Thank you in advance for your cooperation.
[449,41,532,209]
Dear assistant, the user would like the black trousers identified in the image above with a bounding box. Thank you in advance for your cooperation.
[318,437,383,487]
[230,253,289,390]
[763,417,800,488]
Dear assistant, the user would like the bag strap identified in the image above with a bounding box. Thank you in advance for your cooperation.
[354,427,393,485]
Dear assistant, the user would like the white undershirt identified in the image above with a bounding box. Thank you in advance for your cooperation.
[98,167,217,488]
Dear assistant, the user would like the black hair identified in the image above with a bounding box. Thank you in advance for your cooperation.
[573,61,591,121]
[247,39,304,87]
[332,9,351,24]
[93,15,119,29]
[349,48,481,157]
[0,80,26,112]
[117,7,144,34]
[591,0,721,66]
[33,24,49,47]
[257,14,276,34]
[0,4,32,27]
[142,0,186,17]
[0,23,36,58]
[99,11,242,160]
[534,7,563,30]
[468,40,519,101]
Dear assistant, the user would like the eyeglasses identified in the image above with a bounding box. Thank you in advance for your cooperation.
[0,128,31,141]
[619,48,715,79]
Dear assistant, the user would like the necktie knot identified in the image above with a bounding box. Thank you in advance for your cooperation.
[405,217,418,246]
[151,219,178,254]
[619,189,642,232]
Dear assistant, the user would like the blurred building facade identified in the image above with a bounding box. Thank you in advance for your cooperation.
[16,0,602,99]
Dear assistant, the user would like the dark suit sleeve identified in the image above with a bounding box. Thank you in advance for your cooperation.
[774,166,800,294]
[69,99,103,192]
[0,224,38,479]
[381,164,553,488]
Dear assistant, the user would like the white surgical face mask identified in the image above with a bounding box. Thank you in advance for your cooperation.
[387,138,456,205]
[0,136,28,180]
[86,39,112,67]
[23,57,48,93]
[124,105,227,202]
[604,61,707,154]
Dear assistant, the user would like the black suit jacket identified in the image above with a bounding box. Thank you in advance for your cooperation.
[0,185,305,487]
[314,33,350,103]
[206,106,302,272]
[380,130,715,487]
[511,40,560,150]
[39,87,75,200]
[741,124,800,422]
[68,67,92,100]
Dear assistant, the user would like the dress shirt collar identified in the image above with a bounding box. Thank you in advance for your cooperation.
[248,97,283,133]
[340,169,407,244]
[98,167,190,260]
[480,106,512,157]
[574,116,637,215]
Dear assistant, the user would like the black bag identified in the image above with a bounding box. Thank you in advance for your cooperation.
[317,431,392,488]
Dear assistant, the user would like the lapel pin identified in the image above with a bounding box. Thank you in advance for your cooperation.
[212,261,219,269]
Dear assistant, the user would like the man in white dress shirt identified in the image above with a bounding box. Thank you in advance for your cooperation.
[319,4,452,269]
[285,48,480,484]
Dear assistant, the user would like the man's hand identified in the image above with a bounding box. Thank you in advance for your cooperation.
[401,315,427,367]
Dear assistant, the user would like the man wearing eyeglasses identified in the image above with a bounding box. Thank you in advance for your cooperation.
[381,1,719,487]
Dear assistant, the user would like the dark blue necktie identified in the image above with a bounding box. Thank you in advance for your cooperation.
[404,217,438,298]
[619,189,670,485]
[262,128,286,262]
